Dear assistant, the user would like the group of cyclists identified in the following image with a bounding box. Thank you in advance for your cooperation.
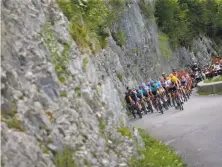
[125,69,194,118]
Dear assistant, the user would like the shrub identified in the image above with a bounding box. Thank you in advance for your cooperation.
[117,127,132,138]
[112,30,126,47]
[107,0,126,27]
[57,0,110,51]
[74,86,82,97]
[53,147,76,167]
[158,32,172,60]
[139,0,154,19]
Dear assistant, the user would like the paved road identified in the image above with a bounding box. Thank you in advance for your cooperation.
[131,91,222,167]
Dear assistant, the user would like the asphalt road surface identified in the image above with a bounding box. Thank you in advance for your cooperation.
[131,91,222,167]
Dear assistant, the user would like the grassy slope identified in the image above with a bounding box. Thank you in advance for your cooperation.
[204,75,222,83]
[131,129,186,167]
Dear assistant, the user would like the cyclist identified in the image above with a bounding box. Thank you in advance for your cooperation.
[149,81,163,113]
[130,89,143,118]
[125,91,137,118]
[169,74,183,105]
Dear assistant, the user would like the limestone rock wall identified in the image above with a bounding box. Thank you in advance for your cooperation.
[1,0,219,167]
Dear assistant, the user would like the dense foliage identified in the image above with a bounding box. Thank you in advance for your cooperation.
[155,0,222,48]
[57,0,127,51]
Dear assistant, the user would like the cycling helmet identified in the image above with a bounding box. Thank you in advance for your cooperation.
[172,69,176,72]
[141,83,146,87]
[146,81,150,86]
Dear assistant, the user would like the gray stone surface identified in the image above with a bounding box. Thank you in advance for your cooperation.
[1,0,137,166]
[198,80,222,94]
[1,0,221,166]
[132,91,222,167]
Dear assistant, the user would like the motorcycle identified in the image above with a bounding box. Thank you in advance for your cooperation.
[195,71,203,83]
[215,66,222,75]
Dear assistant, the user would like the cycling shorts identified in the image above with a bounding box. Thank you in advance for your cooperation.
[168,85,177,92]
[181,81,186,86]
[152,91,158,96]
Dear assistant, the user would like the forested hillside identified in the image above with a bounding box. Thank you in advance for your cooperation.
[155,0,222,49]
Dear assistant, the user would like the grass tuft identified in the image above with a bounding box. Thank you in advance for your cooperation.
[117,72,124,81]
[82,57,89,72]
[60,90,68,97]
[53,147,76,167]
[117,127,132,138]
[204,75,222,83]
[2,116,25,132]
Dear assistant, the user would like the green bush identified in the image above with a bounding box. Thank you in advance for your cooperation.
[112,31,126,47]
[56,0,128,51]
[53,147,76,167]
[107,0,126,27]
[57,0,110,51]
[131,129,186,167]
[117,127,132,138]
[139,0,154,19]
[74,86,82,97]
[158,32,172,60]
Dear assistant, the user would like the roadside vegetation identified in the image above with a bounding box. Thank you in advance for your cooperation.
[131,129,186,167]
[204,75,222,83]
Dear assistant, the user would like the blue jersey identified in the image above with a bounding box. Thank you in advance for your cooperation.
[137,90,143,98]
[141,89,148,96]
[150,84,159,92]
[156,81,162,89]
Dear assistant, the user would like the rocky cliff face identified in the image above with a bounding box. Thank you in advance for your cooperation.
[0,0,219,167]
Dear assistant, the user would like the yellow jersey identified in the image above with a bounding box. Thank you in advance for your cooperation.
[171,76,179,83]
